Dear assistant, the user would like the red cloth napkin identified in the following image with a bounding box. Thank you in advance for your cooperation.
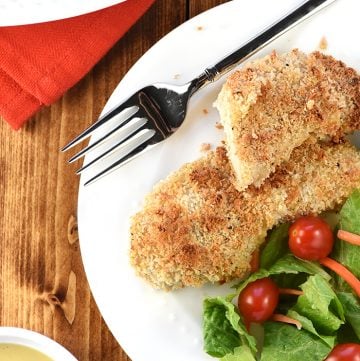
[0,0,154,130]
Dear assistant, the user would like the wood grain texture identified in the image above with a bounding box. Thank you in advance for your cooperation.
[0,1,228,360]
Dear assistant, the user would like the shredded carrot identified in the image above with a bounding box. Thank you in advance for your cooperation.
[320,257,360,298]
[337,229,360,246]
[271,314,302,330]
[250,249,260,273]
[279,288,304,296]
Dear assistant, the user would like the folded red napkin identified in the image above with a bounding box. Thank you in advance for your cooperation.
[0,0,154,130]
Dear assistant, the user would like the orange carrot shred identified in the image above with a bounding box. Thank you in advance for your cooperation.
[250,249,260,273]
[337,229,360,246]
[271,314,302,329]
[320,257,360,298]
[279,288,304,296]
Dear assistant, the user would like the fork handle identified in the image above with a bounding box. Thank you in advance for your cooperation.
[190,0,335,93]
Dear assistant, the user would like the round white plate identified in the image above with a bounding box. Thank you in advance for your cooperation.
[78,1,360,360]
[0,327,77,360]
[0,0,125,26]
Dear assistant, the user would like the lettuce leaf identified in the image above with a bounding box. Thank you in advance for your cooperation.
[337,292,360,340]
[260,223,290,269]
[203,298,241,357]
[220,346,256,361]
[271,273,308,290]
[286,310,335,347]
[332,189,360,291]
[260,322,331,361]
[269,256,331,281]
[203,297,256,358]
[292,275,344,334]
[236,255,330,293]
[339,189,360,236]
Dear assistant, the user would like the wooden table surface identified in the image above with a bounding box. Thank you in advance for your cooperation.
[0,1,227,360]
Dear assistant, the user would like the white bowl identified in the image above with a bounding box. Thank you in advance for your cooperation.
[0,327,77,361]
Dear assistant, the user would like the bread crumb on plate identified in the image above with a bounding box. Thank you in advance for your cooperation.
[200,143,211,152]
[319,36,328,50]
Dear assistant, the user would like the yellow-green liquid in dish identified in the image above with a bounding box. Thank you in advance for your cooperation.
[0,343,53,360]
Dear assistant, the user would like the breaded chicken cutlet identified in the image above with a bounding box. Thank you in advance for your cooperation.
[130,141,360,290]
[215,49,360,191]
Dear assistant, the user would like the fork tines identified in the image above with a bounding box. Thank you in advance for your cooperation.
[61,96,139,152]
[62,89,171,185]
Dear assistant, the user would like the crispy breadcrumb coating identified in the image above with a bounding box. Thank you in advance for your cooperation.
[215,49,360,191]
[130,141,360,290]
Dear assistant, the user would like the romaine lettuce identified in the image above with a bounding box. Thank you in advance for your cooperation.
[260,223,290,269]
[260,322,331,361]
[337,292,360,340]
[236,254,330,293]
[332,189,360,290]
[292,274,344,334]
[286,310,335,348]
[220,346,256,361]
[203,297,256,358]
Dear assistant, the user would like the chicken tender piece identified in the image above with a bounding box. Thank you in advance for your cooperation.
[130,141,360,290]
[215,49,360,191]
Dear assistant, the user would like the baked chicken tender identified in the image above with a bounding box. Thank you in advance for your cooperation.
[215,49,360,191]
[130,141,360,290]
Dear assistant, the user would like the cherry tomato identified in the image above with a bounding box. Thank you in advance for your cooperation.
[238,277,279,325]
[289,216,334,261]
[325,343,360,361]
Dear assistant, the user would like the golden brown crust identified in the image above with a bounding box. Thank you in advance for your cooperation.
[130,141,360,290]
[215,49,360,191]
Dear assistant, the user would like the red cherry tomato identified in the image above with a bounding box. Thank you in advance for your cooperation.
[288,216,334,261]
[325,343,360,361]
[238,277,279,325]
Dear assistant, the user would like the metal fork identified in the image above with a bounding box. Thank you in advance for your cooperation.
[62,0,335,185]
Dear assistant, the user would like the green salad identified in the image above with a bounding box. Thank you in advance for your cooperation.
[202,189,360,361]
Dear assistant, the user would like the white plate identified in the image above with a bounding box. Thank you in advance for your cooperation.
[0,0,125,26]
[0,327,77,360]
[78,1,360,360]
